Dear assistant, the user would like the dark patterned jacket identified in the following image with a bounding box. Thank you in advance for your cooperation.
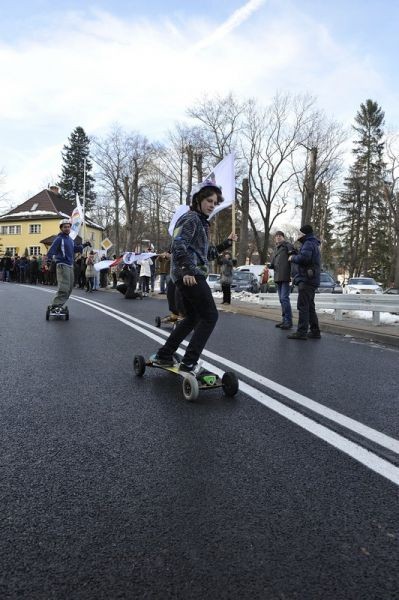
[171,209,232,282]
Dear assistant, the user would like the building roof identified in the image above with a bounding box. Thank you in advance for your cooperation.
[0,188,103,230]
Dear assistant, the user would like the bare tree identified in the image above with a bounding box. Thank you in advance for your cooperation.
[241,93,315,263]
[294,112,347,226]
[155,123,206,205]
[92,126,127,254]
[93,127,155,251]
[187,93,246,162]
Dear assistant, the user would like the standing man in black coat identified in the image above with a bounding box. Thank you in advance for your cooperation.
[269,231,294,329]
[287,224,321,340]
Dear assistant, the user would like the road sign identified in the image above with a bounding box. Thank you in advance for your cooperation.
[101,238,113,251]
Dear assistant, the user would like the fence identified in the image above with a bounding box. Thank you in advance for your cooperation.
[258,293,399,326]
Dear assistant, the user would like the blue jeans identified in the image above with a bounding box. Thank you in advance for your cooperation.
[277,281,292,325]
[159,273,168,294]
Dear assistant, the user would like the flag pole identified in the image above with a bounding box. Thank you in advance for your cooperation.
[82,158,86,243]
[232,189,236,258]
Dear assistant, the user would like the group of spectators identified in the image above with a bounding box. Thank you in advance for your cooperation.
[0,250,109,290]
[0,253,57,285]
[0,247,173,297]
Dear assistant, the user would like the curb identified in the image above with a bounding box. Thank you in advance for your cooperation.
[217,302,399,348]
[105,287,399,348]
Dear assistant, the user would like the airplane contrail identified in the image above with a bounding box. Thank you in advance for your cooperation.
[192,0,267,51]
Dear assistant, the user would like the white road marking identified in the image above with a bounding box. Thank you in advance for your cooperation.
[26,287,399,486]
[71,294,399,456]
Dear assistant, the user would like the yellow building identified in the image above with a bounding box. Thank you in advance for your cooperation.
[0,186,103,257]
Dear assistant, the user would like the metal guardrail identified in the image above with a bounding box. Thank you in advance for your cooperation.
[258,293,399,326]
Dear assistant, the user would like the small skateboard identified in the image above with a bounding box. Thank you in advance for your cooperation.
[46,305,69,321]
[133,354,239,401]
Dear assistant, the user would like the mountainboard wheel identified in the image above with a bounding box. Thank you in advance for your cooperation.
[45,308,50,321]
[182,375,199,401]
[155,316,161,328]
[222,371,239,397]
[133,355,146,376]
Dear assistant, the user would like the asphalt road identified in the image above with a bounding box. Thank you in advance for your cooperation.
[1,283,399,600]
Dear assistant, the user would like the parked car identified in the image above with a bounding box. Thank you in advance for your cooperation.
[317,272,343,294]
[235,264,265,281]
[344,277,383,294]
[206,273,221,292]
[231,270,260,293]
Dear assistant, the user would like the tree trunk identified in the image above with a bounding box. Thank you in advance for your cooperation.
[301,147,317,226]
[186,145,193,205]
[238,178,249,265]
[114,184,120,256]
[194,152,203,183]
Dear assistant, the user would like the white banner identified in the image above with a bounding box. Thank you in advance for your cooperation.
[70,193,84,240]
[123,251,158,264]
[207,152,235,219]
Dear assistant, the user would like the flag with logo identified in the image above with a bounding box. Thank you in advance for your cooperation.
[70,194,84,240]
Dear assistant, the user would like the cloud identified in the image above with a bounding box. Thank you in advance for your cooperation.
[0,3,395,203]
[192,0,267,50]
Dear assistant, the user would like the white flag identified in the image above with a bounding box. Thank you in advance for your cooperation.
[168,204,190,236]
[167,153,235,235]
[70,193,84,240]
[206,153,235,219]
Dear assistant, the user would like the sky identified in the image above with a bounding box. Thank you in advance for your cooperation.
[1,0,399,212]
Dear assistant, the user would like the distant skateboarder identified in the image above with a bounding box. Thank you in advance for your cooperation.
[46,218,91,313]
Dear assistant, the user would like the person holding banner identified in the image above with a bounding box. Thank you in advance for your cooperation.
[46,218,91,311]
[151,180,237,374]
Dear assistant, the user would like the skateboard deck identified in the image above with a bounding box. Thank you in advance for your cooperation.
[133,355,238,401]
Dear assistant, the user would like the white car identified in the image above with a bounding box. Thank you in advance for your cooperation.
[206,273,221,292]
[235,264,272,286]
[345,277,383,294]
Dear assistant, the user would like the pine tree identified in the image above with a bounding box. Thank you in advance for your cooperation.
[58,126,96,211]
[338,100,386,277]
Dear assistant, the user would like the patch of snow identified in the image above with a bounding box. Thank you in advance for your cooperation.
[343,310,399,325]
[0,210,58,218]
[212,291,399,326]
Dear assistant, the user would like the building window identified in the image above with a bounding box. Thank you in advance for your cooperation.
[29,224,41,234]
[5,247,17,256]
[30,203,39,211]
[29,246,41,256]
[1,225,21,234]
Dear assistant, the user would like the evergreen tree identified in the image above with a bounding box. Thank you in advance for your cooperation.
[58,126,96,211]
[338,100,386,277]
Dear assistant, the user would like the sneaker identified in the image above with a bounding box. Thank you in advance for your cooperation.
[150,353,175,367]
[307,331,321,339]
[275,321,284,328]
[280,323,293,330]
[179,362,202,376]
[287,332,307,340]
